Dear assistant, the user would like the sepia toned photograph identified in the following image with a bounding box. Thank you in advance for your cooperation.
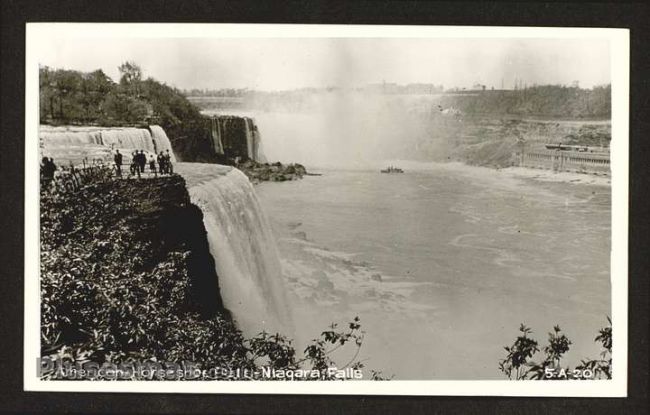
[24,24,629,395]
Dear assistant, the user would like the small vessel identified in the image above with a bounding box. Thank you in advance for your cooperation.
[380,166,404,174]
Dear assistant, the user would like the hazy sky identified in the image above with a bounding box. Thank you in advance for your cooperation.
[36,36,610,91]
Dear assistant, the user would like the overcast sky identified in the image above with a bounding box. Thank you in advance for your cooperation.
[36,36,610,91]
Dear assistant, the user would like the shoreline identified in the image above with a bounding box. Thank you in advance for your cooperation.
[303,160,611,187]
[498,165,611,187]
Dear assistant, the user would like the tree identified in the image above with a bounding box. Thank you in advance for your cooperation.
[118,61,143,97]
[103,91,149,125]
[79,70,114,121]
[118,61,142,85]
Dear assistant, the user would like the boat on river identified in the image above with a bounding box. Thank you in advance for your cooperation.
[380,166,404,174]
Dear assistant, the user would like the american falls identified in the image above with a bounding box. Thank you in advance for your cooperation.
[39,124,177,166]
[176,163,291,336]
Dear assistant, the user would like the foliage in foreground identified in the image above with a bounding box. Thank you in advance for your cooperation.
[40,174,385,380]
[499,319,612,380]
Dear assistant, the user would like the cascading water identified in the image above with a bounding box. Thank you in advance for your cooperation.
[100,128,156,152]
[243,118,254,161]
[251,121,268,163]
[149,125,178,162]
[178,163,292,336]
[209,116,225,155]
[206,115,267,163]
[39,125,178,166]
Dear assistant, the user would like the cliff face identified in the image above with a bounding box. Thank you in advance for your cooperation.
[173,115,263,164]
[417,116,611,168]
[40,173,248,370]
[170,119,221,164]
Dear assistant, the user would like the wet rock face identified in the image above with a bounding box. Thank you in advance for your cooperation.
[174,115,259,164]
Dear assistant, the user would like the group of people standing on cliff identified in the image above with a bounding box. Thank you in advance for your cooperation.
[113,149,174,178]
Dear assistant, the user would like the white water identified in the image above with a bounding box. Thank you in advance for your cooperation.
[257,166,611,379]
[206,115,267,163]
[39,124,177,165]
[209,116,225,155]
[201,93,436,168]
[177,163,292,336]
[243,118,254,160]
[149,125,178,162]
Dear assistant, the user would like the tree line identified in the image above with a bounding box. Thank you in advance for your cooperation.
[439,84,611,119]
[40,62,212,160]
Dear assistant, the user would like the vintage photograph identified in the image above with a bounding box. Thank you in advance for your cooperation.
[24,24,628,395]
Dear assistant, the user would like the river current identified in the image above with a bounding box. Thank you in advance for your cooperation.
[255,163,611,379]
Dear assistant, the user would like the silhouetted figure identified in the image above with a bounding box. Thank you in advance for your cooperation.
[114,150,123,177]
[158,151,166,174]
[165,150,173,174]
[138,150,146,173]
[41,157,57,188]
[149,155,157,176]
[130,151,140,178]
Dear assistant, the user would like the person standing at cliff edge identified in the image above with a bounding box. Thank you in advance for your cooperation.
[130,151,140,178]
[40,157,57,188]
[165,150,173,174]
[149,154,157,177]
[157,151,166,174]
[114,150,123,177]
[138,150,147,174]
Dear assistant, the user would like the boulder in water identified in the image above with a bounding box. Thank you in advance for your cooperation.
[293,231,307,240]
[236,159,308,184]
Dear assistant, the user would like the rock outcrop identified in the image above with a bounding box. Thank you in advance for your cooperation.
[235,160,307,184]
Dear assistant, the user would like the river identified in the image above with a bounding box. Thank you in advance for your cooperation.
[255,163,611,379]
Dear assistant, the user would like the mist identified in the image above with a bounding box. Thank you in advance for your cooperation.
[206,91,452,169]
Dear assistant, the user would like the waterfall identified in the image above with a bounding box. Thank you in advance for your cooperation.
[245,117,268,163]
[243,118,254,161]
[39,125,177,166]
[100,128,156,152]
[149,125,178,162]
[206,115,267,163]
[209,116,225,155]
[181,164,292,336]
[251,120,268,163]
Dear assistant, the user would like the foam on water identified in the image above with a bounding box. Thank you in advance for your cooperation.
[256,167,611,379]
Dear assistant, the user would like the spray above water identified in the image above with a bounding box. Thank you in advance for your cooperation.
[219,91,448,168]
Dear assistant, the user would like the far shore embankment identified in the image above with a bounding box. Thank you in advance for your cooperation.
[300,160,611,187]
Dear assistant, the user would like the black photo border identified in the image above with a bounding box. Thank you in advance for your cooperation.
[1,1,648,413]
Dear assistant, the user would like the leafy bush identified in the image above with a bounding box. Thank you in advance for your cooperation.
[40,173,382,380]
[499,319,612,380]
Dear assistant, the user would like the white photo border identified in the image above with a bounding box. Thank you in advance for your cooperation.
[24,23,629,396]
